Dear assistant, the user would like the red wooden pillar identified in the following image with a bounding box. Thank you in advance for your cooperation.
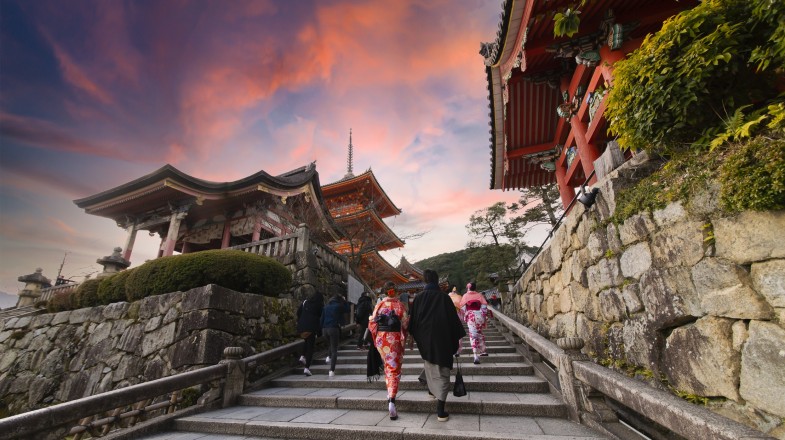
[251,216,262,242]
[570,120,601,185]
[221,220,232,249]
[555,160,575,208]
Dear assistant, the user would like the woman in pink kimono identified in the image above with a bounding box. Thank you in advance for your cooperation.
[460,282,492,365]
[368,281,409,420]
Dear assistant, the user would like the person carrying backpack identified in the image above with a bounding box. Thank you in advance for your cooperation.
[368,281,409,420]
[355,292,373,349]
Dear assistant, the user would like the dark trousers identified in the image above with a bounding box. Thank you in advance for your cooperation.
[303,333,316,368]
[323,327,340,371]
[357,322,370,347]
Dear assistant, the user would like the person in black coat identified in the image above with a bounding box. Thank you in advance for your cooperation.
[355,292,373,349]
[321,294,349,376]
[296,291,323,376]
[409,269,466,422]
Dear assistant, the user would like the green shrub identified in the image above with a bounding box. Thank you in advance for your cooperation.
[72,279,101,308]
[719,135,785,211]
[46,291,74,313]
[606,0,784,154]
[97,269,134,305]
[125,250,291,301]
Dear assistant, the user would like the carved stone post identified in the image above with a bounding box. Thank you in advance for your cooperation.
[220,347,246,408]
[296,223,309,252]
[16,268,51,307]
[556,337,589,423]
[96,247,131,278]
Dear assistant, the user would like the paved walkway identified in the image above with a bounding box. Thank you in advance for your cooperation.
[137,320,608,439]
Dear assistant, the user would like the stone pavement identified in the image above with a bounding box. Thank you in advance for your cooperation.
[136,320,608,439]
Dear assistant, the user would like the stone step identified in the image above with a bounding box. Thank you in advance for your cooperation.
[300,362,534,376]
[333,352,528,364]
[240,387,568,418]
[337,345,517,356]
[270,373,551,393]
[170,409,605,440]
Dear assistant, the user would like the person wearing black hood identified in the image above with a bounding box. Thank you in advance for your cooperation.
[296,291,323,376]
[408,269,466,422]
[321,293,349,376]
[355,292,373,349]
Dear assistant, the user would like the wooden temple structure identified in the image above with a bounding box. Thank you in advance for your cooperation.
[482,0,697,207]
[321,130,410,290]
[74,163,342,262]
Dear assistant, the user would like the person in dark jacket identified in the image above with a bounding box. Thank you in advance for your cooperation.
[321,294,349,376]
[296,291,324,376]
[355,292,374,349]
[409,269,466,422]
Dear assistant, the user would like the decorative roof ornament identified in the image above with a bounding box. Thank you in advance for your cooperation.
[344,129,355,179]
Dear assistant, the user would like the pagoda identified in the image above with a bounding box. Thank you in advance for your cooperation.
[321,130,409,289]
[74,163,341,262]
[481,0,698,208]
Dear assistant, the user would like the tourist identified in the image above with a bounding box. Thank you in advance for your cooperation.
[355,292,373,349]
[368,281,409,420]
[321,294,349,376]
[296,291,323,376]
[409,269,466,422]
[460,282,490,365]
[447,286,464,357]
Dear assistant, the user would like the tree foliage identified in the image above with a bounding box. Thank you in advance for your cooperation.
[605,0,785,154]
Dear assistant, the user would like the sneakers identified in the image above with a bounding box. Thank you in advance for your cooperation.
[388,400,398,420]
[298,355,306,364]
[328,371,335,377]
[473,356,480,365]
[480,353,489,357]
[325,356,331,364]
[303,368,312,376]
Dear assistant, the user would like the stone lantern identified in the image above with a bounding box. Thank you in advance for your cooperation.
[97,247,131,278]
[17,268,52,307]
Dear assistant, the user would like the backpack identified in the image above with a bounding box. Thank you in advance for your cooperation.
[374,309,401,332]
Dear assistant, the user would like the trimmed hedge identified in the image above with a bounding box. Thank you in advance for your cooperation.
[719,135,785,212]
[124,250,291,301]
[97,268,134,305]
[72,279,101,309]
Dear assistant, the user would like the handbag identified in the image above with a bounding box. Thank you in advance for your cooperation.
[300,331,312,339]
[375,310,402,332]
[453,360,467,397]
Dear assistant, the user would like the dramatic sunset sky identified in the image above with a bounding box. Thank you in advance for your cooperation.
[0,0,529,297]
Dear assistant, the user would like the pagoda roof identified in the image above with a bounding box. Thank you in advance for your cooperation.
[332,208,404,251]
[357,249,410,287]
[395,275,450,292]
[73,163,342,240]
[482,0,697,190]
[322,169,402,218]
[396,256,423,281]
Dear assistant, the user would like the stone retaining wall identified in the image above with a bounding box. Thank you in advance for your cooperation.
[506,155,785,436]
[0,284,297,417]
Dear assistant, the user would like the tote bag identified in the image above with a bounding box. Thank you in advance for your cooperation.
[453,361,467,397]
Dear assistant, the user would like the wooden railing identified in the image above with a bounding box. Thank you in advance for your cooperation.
[39,283,79,303]
[492,309,775,440]
[229,232,301,259]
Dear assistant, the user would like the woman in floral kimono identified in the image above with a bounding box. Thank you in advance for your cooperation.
[460,282,492,365]
[368,281,409,420]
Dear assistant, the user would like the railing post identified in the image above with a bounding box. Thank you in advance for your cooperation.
[556,337,618,425]
[220,347,246,408]
[296,223,309,252]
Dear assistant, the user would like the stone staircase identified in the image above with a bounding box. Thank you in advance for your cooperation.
[137,320,608,439]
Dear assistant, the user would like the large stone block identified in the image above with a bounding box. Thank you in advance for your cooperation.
[622,315,660,369]
[639,267,702,328]
[619,212,657,246]
[181,284,246,313]
[88,322,113,345]
[550,311,577,338]
[571,248,590,286]
[141,321,176,357]
[576,314,606,357]
[621,283,644,315]
[587,258,623,294]
[117,323,144,354]
[599,288,626,322]
[169,329,235,368]
[740,321,785,417]
[692,258,773,319]
[102,302,129,320]
[653,201,687,227]
[620,242,652,279]
[751,259,785,308]
[662,316,740,400]
[650,221,704,268]
[606,223,622,254]
[587,229,609,262]
[568,282,590,314]
[714,211,785,264]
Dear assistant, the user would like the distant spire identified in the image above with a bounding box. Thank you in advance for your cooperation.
[344,128,355,178]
